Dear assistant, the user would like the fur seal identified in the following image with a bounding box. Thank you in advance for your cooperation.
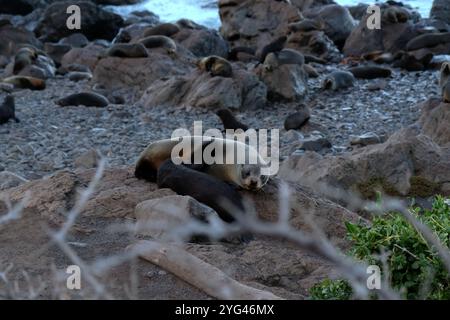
[322,70,355,91]
[228,46,256,61]
[440,62,450,103]
[142,23,180,37]
[348,66,392,79]
[56,92,109,107]
[406,32,450,51]
[288,19,323,33]
[382,6,409,24]
[13,47,37,74]
[0,95,19,124]
[392,51,433,71]
[303,64,319,77]
[1,76,46,90]
[106,43,149,58]
[216,108,249,131]
[135,136,269,190]
[263,49,305,71]
[157,159,245,223]
[68,71,92,82]
[138,35,177,53]
[198,56,233,78]
[258,36,287,62]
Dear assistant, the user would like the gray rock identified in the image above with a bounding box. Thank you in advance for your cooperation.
[74,149,101,169]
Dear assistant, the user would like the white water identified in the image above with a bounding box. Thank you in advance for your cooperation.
[109,0,432,29]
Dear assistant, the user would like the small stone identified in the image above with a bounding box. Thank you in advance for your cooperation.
[300,137,332,152]
[74,149,101,169]
[283,107,311,131]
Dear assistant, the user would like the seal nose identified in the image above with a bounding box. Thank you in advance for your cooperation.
[249,179,258,188]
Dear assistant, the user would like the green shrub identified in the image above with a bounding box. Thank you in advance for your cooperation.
[310,279,352,300]
[309,196,450,300]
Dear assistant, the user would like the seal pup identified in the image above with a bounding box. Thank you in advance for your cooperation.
[157,159,245,223]
[142,23,180,37]
[382,6,409,24]
[322,70,355,91]
[1,76,46,90]
[258,36,287,63]
[406,32,450,51]
[0,95,19,124]
[348,66,392,79]
[106,43,149,58]
[263,49,304,72]
[198,56,233,78]
[440,62,450,103]
[216,108,249,131]
[56,92,109,107]
[138,35,177,54]
[228,46,256,61]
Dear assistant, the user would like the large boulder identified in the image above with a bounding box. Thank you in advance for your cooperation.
[139,67,267,110]
[60,42,105,71]
[35,1,124,42]
[257,63,308,102]
[304,4,356,48]
[0,166,359,299]
[287,30,342,62]
[219,0,301,53]
[430,0,450,24]
[418,98,450,147]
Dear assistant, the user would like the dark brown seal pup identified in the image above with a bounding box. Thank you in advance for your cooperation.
[157,159,245,223]
[348,66,392,79]
[142,23,180,37]
[406,32,450,51]
[258,36,287,62]
[56,92,109,107]
[322,70,355,90]
[216,108,249,131]
[228,46,256,61]
[0,95,19,124]
[440,62,450,103]
[106,43,149,58]
[284,108,310,130]
[138,35,177,53]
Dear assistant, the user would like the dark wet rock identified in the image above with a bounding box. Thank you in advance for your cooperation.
[61,43,105,71]
[59,33,90,48]
[44,43,72,66]
[430,0,450,25]
[0,24,41,57]
[284,107,311,131]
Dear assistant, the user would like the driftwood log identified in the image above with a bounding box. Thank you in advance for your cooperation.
[129,240,283,300]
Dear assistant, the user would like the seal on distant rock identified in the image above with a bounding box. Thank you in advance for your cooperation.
[440,62,450,103]
[216,108,249,131]
[322,70,355,91]
[1,76,46,90]
[258,36,287,63]
[135,136,269,190]
[157,159,245,223]
[106,43,149,58]
[56,92,109,107]
[0,95,19,125]
[228,46,256,61]
[198,56,233,77]
[382,6,409,24]
[13,47,37,74]
[288,19,323,33]
[348,66,392,79]
[263,48,304,71]
[142,23,180,37]
[138,35,177,54]
[406,32,450,51]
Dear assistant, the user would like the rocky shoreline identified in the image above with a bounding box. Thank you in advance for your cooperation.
[0,0,449,299]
